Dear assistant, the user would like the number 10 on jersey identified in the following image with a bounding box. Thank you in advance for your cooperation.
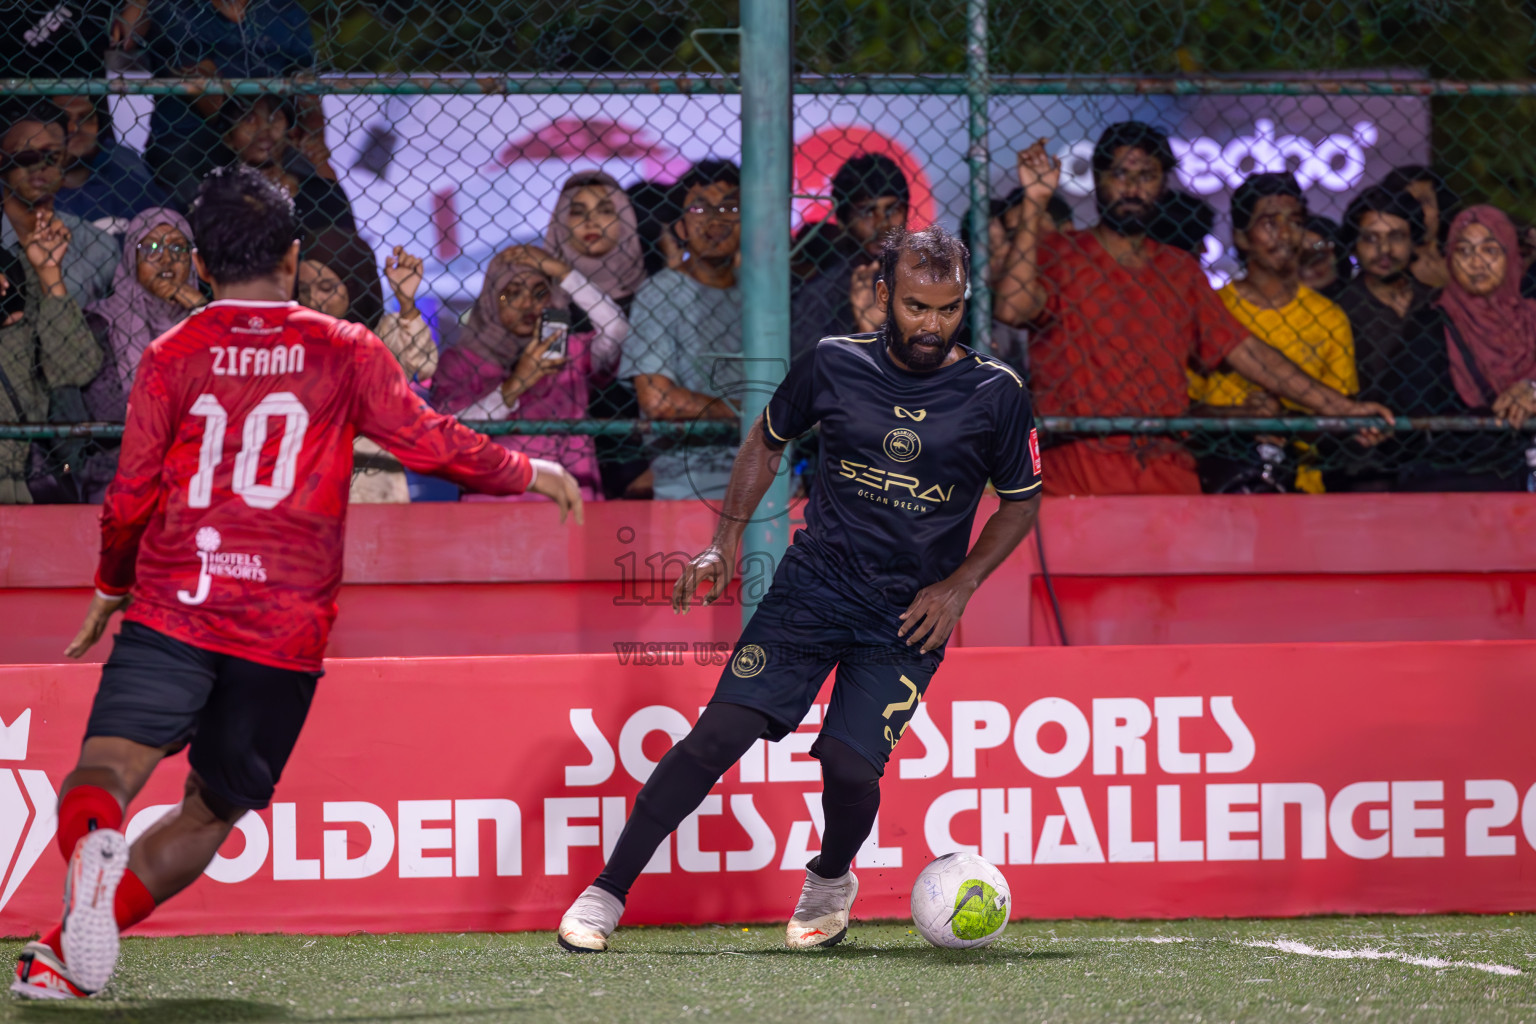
[187,392,310,510]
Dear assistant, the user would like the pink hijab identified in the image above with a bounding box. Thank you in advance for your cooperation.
[545,171,646,301]
[454,255,571,371]
[85,208,198,388]
[1437,205,1536,407]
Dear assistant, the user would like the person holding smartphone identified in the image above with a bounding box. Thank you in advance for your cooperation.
[429,246,623,502]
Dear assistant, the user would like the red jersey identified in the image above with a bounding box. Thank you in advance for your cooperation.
[1030,230,1246,417]
[95,300,533,671]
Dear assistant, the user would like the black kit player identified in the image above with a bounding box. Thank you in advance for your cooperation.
[12,166,583,1000]
[558,223,1044,952]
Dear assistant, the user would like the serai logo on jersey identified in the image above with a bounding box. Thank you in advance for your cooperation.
[893,406,927,422]
[0,709,59,913]
[212,344,305,378]
[176,526,267,606]
[838,460,955,506]
[731,644,768,679]
[883,427,922,463]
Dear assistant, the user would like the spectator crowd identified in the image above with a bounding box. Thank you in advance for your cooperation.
[3,1,1534,502]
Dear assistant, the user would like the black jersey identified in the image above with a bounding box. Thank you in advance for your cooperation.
[763,333,1042,610]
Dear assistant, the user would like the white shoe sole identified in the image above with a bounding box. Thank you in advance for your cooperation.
[787,874,860,949]
[10,978,78,1000]
[556,928,609,953]
[60,829,128,994]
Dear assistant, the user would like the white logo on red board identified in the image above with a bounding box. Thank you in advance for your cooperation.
[1029,428,1042,475]
[0,710,58,912]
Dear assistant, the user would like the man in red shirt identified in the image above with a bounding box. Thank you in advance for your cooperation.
[995,123,1394,495]
[12,166,583,1000]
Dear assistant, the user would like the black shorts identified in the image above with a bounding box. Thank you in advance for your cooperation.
[85,621,319,810]
[711,558,942,776]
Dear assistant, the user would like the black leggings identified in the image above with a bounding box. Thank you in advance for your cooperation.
[593,702,882,900]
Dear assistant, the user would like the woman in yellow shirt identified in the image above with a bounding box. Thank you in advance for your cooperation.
[1189,172,1359,492]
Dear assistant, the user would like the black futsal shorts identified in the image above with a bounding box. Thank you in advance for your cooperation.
[710,556,942,776]
[84,620,319,809]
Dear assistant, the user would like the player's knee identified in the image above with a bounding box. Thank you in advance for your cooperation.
[676,705,767,775]
[818,737,882,797]
[675,728,743,776]
[183,771,248,826]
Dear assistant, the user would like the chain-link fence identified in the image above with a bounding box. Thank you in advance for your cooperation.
[1,1,1535,504]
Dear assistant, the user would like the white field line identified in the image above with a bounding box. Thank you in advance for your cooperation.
[1041,934,1525,976]
[1243,939,1523,977]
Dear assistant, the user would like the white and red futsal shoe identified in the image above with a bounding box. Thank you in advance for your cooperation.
[785,860,860,949]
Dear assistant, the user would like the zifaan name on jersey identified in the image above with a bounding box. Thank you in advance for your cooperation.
[211,344,306,378]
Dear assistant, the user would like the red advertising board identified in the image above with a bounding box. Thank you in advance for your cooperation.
[0,642,1532,937]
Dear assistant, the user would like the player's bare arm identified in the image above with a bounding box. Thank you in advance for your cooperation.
[897,492,1041,653]
[671,414,781,613]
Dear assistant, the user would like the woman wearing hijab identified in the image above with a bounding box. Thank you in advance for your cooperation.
[545,170,648,497]
[429,247,624,502]
[546,170,646,315]
[82,208,202,423]
[292,235,435,503]
[74,208,202,499]
[1382,205,1536,490]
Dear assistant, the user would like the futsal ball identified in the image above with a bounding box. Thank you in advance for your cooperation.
[911,852,1011,949]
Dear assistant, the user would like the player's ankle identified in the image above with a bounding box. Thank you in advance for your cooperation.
[807,856,850,881]
[591,878,628,904]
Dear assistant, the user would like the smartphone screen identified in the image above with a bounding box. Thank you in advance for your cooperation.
[538,308,571,362]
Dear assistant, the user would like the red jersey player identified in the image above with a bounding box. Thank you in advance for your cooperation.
[12,166,584,1000]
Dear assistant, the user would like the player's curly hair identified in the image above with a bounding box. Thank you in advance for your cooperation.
[189,165,298,286]
[878,225,969,296]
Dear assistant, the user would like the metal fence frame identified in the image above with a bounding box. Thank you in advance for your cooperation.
[6,0,1536,608]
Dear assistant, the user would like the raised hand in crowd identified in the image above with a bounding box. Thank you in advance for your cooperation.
[384,246,425,320]
[142,271,204,311]
[1016,137,1062,204]
[1492,380,1536,430]
[110,0,149,51]
[495,244,571,281]
[500,322,569,407]
[291,94,336,181]
[994,139,1062,326]
[23,210,71,296]
[850,260,883,333]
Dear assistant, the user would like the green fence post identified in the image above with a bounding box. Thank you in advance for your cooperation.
[738,0,792,625]
[966,0,991,354]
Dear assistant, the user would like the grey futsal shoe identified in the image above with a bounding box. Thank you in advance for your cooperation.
[785,859,859,949]
[557,885,624,952]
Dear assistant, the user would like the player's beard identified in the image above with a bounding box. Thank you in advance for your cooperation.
[1097,193,1155,237]
[884,318,953,372]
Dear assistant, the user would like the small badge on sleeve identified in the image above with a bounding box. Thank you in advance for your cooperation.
[1029,428,1042,475]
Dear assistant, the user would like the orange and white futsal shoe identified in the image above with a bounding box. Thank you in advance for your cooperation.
[11,942,91,999]
[785,860,859,949]
[58,829,129,994]
[557,885,624,952]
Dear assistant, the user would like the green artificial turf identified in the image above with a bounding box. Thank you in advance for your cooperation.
[2,916,1533,1023]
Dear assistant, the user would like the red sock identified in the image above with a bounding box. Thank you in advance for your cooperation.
[55,785,123,863]
[114,869,155,930]
[38,868,156,958]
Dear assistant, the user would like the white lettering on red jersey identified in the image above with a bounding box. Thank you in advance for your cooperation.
[95,301,533,670]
